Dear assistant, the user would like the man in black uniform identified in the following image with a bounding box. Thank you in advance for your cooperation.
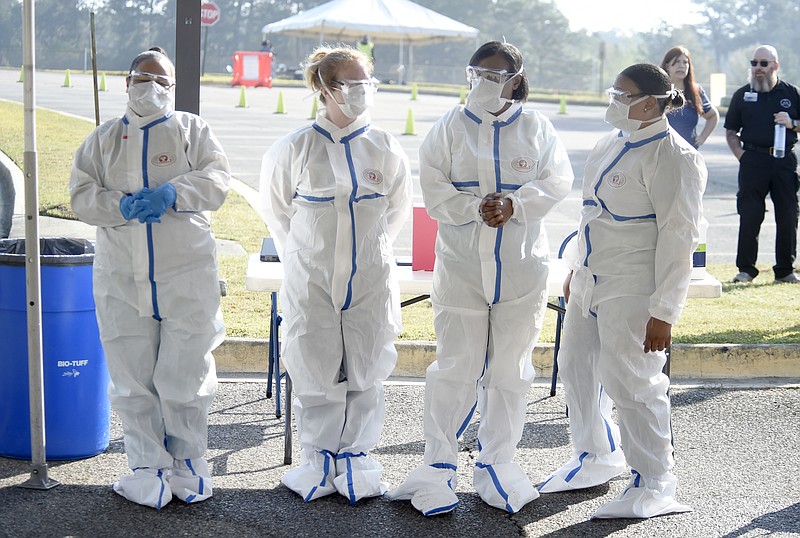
[725,45,800,283]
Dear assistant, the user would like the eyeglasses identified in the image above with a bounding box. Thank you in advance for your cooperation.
[128,71,175,88]
[750,60,774,67]
[605,87,646,104]
[332,77,379,95]
[465,66,521,85]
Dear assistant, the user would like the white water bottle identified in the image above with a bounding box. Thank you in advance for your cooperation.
[774,124,786,158]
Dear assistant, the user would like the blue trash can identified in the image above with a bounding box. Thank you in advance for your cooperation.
[0,237,110,460]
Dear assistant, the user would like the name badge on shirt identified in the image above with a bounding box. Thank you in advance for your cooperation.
[744,92,758,102]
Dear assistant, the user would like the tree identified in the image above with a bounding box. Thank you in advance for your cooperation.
[0,0,22,67]
[180,0,332,75]
[696,0,759,71]
[31,0,92,70]
[412,0,593,90]
[94,0,175,71]
[695,0,800,82]
[638,22,718,86]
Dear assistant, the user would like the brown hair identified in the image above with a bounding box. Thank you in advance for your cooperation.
[304,45,373,104]
[660,46,702,112]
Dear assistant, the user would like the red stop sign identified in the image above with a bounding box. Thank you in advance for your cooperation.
[201,2,221,27]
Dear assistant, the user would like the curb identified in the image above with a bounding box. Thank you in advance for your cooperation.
[214,337,800,380]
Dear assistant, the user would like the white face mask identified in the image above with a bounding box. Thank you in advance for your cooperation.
[324,79,376,119]
[127,81,174,117]
[339,83,373,118]
[467,77,512,113]
[604,95,648,132]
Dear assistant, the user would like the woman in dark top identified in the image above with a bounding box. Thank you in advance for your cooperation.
[661,45,719,148]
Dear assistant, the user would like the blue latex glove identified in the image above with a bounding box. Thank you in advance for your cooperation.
[132,199,162,223]
[119,194,151,221]
[132,183,176,223]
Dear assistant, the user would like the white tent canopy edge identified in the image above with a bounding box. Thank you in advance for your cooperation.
[261,0,480,84]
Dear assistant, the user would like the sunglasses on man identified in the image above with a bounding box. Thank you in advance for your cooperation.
[750,60,774,67]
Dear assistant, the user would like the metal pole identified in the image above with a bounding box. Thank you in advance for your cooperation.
[90,12,100,127]
[398,36,403,85]
[409,44,414,84]
[201,25,208,77]
[19,0,59,491]
[175,0,201,115]
[598,42,605,95]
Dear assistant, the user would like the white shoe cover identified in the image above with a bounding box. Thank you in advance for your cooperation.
[592,471,692,519]
[387,463,459,516]
[282,450,337,502]
[474,462,539,513]
[538,451,627,493]
[113,468,172,509]
[169,458,213,504]
[333,452,387,505]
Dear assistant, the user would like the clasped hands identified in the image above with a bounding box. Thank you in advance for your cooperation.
[119,183,177,223]
[479,192,513,228]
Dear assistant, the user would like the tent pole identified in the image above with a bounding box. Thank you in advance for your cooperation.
[409,44,413,84]
[398,36,403,85]
[18,0,58,491]
[90,12,100,127]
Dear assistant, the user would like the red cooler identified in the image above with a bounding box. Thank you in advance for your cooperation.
[231,51,272,87]
[412,205,437,271]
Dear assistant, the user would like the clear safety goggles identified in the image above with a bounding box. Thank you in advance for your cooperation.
[465,65,522,85]
[605,87,648,105]
[605,86,673,105]
[128,71,175,88]
[332,77,379,95]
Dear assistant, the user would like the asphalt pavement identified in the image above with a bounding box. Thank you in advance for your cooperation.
[1,381,799,537]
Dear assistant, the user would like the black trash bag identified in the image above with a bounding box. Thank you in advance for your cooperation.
[0,237,94,266]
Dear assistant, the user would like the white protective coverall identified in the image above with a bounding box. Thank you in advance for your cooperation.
[388,101,573,515]
[259,111,412,504]
[70,107,229,509]
[538,117,706,519]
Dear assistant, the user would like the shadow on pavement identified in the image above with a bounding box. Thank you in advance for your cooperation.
[719,502,800,538]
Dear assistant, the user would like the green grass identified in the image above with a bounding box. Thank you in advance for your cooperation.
[677,265,800,344]
[397,262,800,344]
[0,102,94,219]
[1,100,797,344]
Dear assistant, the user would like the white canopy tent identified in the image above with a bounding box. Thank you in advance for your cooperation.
[261,0,480,83]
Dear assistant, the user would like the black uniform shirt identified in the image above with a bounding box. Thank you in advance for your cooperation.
[724,79,800,148]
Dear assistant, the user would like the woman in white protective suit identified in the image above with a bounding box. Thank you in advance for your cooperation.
[388,41,573,515]
[69,47,229,509]
[259,45,412,505]
[537,64,707,519]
